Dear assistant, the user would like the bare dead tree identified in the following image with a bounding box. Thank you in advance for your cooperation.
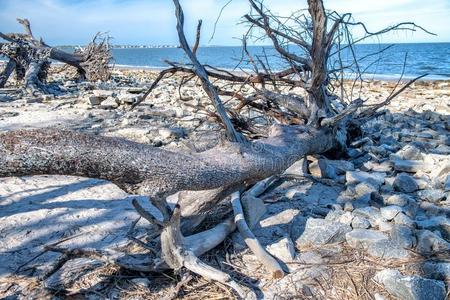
[0,0,431,298]
[0,18,112,91]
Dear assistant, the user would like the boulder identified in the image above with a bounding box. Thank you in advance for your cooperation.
[393,213,415,228]
[374,269,446,300]
[417,189,446,203]
[416,230,450,254]
[345,229,388,249]
[296,218,352,247]
[421,262,450,281]
[394,160,429,173]
[345,171,386,186]
[309,159,337,179]
[266,237,296,263]
[384,194,412,207]
[393,173,418,193]
[380,205,404,221]
[351,216,371,229]
[367,239,411,259]
[99,96,119,109]
[390,225,416,249]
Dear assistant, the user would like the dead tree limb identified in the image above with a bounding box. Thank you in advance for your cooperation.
[231,191,284,279]
[0,19,112,90]
[0,0,432,296]
[0,59,16,88]
[173,0,245,143]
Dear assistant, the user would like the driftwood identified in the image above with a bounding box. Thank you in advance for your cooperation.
[0,18,112,90]
[0,0,430,298]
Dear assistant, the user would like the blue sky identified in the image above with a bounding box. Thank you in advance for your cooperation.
[0,0,449,45]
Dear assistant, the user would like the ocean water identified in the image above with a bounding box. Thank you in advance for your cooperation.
[2,43,449,80]
[110,43,450,80]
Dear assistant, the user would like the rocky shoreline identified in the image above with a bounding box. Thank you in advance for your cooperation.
[0,66,449,299]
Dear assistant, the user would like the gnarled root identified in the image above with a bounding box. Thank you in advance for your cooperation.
[160,204,255,299]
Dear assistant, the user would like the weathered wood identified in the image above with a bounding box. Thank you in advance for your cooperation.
[0,59,15,88]
[231,191,284,279]
[0,125,336,201]
[0,19,112,88]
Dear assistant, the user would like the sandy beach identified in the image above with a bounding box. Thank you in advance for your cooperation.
[0,65,449,299]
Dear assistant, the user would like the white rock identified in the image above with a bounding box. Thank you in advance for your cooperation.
[266,237,296,263]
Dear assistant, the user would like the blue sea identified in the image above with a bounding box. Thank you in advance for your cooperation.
[2,43,450,80]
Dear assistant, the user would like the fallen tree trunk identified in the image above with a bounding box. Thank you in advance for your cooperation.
[0,125,336,205]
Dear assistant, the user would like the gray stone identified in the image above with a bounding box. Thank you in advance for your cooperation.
[325,209,344,222]
[117,93,140,104]
[374,269,446,300]
[352,207,382,227]
[266,237,296,263]
[346,171,386,186]
[444,175,450,192]
[422,262,450,281]
[393,213,415,228]
[338,211,354,225]
[394,160,427,173]
[390,225,415,249]
[158,127,185,140]
[345,229,388,249]
[354,181,379,197]
[99,96,119,109]
[84,95,103,106]
[309,159,337,179]
[384,194,412,207]
[326,160,355,174]
[417,216,450,240]
[351,216,371,229]
[416,230,450,254]
[418,189,446,203]
[393,144,424,160]
[92,89,114,98]
[296,218,352,247]
[380,205,403,221]
[24,96,43,104]
[393,173,418,193]
[284,158,308,176]
[367,239,411,258]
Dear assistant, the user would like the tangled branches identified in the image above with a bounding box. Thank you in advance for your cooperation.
[0,18,113,91]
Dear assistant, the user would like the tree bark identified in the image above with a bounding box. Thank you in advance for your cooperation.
[0,59,16,88]
[0,126,336,229]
